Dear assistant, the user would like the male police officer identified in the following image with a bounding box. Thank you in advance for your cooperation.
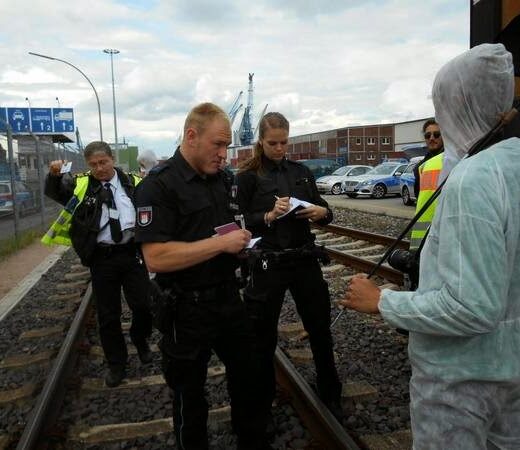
[135,103,268,450]
[43,141,153,387]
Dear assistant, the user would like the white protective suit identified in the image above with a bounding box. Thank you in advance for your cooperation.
[379,44,520,449]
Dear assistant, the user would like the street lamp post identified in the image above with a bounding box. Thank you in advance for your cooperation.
[103,49,120,163]
[28,51,103,141]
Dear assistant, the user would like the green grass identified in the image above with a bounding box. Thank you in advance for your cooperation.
[0,226,51,262]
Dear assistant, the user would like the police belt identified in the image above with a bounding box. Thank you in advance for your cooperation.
[171,278,238,302]
[248,243,329,267]
[93,240,136,258]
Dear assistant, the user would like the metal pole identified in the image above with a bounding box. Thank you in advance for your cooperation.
[28,52,103,141]
[104,49,120,163]
[34,135,46,229]
[1,119,20,241]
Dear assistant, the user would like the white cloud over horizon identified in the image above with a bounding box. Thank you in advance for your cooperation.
[0,0,469,157]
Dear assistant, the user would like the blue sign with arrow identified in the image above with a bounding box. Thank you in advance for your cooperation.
[7,107,30,133]
[30,108,53,133]
[52,108,74,133]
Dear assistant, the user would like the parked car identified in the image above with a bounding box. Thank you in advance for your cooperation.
[341,162,408,199]
[400,156,423,206]
[0,181,35,216]
[296,159,341,179]
[315,165,373,195]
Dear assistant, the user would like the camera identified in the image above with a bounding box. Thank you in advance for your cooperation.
[388,249,419,290]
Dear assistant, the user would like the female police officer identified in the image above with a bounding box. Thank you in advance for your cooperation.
[236,112,342,421]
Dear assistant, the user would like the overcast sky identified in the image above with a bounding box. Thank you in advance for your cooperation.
[0,0,469,158]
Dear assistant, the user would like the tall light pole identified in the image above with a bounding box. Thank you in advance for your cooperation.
[28,51,103,141]
[25,97,31,109]
[55,96,60,108]
[103,49,120,162]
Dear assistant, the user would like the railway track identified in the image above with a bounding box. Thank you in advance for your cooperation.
[1,256,362,449]
[1,223,412,449]
[276,224,412,450]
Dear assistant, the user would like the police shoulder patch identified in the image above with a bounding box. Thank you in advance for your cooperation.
[137,206,153,227]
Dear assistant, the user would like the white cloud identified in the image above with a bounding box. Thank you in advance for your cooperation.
[0,0,470,157]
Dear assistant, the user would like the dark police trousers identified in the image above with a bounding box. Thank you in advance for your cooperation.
[89,242,152,370]
[160,281,266,450]
[245,255,341,414]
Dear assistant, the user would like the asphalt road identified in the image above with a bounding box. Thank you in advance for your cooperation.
[324,193,415,219]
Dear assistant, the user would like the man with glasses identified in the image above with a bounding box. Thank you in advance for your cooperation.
[409,120,444,251]
[413,119,444,199]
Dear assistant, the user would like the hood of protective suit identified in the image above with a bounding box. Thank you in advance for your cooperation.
[137,149,158,175]
[432,43,514,181]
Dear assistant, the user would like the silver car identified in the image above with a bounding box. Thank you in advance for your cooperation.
[341,163,408,198]
[315,165,373,195]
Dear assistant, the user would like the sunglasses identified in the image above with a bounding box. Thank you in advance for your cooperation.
[424,131,441,139]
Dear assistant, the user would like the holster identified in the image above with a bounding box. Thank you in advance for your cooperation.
[149,279,177,334]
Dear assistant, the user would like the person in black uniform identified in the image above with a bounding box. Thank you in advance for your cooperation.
[44,141,153,387]
[134,103,268,450]
[236,112,342,422]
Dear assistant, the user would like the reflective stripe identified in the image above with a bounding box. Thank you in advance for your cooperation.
[420,169,441,191]
[411,222,430,231]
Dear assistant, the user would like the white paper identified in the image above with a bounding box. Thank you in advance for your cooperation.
[246,237,262,249]
[60,161,72,174]
[276,197,314,219]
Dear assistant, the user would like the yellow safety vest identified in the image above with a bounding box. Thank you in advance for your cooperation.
[41,173,141,246]
[409,153,443,250]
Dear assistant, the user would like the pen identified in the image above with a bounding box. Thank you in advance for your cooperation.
[235,214,245,230]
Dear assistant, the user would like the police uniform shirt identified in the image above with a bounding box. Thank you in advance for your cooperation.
[97,170,136,244]
[134,150,238,290]
[236,155,333,250]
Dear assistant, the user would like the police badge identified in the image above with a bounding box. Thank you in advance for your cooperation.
[137,206,152,226]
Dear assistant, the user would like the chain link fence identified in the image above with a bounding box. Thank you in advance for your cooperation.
[0,125,86,256]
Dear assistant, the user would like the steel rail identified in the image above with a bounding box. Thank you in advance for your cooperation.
[16,284,94,450]
[326,247,404,285]
[313,223,410,250]
[274,348,361,450]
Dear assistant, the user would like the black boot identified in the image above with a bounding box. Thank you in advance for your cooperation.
[135,341,153,364]
[105,367,126,387]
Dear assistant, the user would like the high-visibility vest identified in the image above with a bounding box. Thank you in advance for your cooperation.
[409,153,443,250]
[42,173,141,246]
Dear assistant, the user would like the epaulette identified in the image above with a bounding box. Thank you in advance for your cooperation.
[74,171,90,178]
[148,163,169,176]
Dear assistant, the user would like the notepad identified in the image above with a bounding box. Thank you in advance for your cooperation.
[276,197,314,220]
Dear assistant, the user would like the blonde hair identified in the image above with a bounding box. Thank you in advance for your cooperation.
[183,102,229,138]
[239,112,289,173]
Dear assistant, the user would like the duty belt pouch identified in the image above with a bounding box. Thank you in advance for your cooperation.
[149,279,177,334]
[69,201,101,267]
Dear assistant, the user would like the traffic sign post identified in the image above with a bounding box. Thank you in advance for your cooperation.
[7,107,30,133]
[30,108,53,133]
[0,108,7,133]
[52,108,74,133]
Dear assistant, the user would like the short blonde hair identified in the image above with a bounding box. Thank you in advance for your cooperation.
[183,102,229,136]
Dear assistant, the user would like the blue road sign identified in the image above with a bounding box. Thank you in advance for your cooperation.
[52,108,74,133]
[7,107,30,133]
[30,108,53,133]
[0,108,7,132]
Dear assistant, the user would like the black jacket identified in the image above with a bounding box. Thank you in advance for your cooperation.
[236,156,332,250]
[44,168,138,265]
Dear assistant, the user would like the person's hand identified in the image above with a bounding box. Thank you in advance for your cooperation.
[49,160,65,176]
[219,229,252,254]
[338,274,381,314]
[295,205,328,222]
[267,196,290,221]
